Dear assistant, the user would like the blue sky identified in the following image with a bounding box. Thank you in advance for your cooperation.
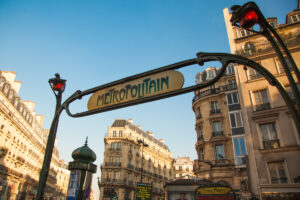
[0,0,295,198]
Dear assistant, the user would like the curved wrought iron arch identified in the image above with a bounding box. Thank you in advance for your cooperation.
[58,52,298,131]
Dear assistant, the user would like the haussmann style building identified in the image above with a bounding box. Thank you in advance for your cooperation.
[223,2,300,199]
[98,119,173,200]
[172,157,194,180]
[0,71,70,200]
[192,65,251,199]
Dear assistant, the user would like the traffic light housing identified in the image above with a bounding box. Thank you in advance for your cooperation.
[230,1,262,29]
[49,73,66,92]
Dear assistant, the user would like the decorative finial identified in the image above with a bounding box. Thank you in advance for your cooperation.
[85,137,88,146]
[55,73,60,79]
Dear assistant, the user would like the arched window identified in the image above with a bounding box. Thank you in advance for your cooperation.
[244,42,256,55]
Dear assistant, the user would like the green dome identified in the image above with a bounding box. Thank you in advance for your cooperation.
[72,138,96,162]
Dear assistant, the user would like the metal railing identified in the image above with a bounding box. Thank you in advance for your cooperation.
[256,102,271,111]
[210,109,221,114]
[105,162,122,167]
[249,73,263,80]
[193,83,238,103]
[212,131,223,137]
[263,139,280,149]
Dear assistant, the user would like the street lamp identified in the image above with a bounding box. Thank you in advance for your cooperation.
[36,73,66,200]
[138,139,149,183]
[230,1,300,109]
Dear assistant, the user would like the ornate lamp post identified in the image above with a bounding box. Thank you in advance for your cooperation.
[68,137,97,200]
[138,139,149,183]
[36,74,66,200]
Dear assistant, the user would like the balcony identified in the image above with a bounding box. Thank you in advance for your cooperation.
[256,103,271,111]
[221,83,237,91]
[212,131,223,137]
[271,177,288,184]
[235,32,300,57]
[212,159,232,166]
[249,73,263,80]
[263,139,280,149]
[192,88,220,103]
[105,162,121,167]
[210,109,221,115]
[127,164,134,169]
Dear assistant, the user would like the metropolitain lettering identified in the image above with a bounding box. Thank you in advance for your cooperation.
[96,76,169,106]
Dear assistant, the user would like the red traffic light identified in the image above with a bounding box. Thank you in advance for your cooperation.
[239,9,259,29]
[51,82,65,91]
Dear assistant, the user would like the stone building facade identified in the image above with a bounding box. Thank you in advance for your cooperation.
[223,3,300,199]
[172,157,194,179]
[98,119,173,200]
[0,71,70,200]
[192,66,251,199]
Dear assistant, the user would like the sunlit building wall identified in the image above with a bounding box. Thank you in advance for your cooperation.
[0,71,70,199]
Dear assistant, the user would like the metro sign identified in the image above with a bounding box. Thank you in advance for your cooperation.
[88,70,184,110]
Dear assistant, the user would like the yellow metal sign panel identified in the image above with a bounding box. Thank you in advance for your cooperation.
[197,187,231,195]
[88,70,184,110]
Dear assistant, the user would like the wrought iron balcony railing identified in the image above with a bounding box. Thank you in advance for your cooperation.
[249,73,263,80]
[271,177,288,184]
[256,103,271,111]
[212,131,223,137]
[210,109,221,114]
[263,139,280,149]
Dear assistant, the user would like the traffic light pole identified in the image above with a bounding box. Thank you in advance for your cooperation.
[36,88,63,200]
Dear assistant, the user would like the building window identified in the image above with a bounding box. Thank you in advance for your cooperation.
[110,143,115,150]
[117,142,121,150]
[212,121,222,136]
[244,42,256,55]
[112,131,117,137]
[268,161,288,184]
[290,14,300,23]
[119,131,123,137]
[215,144,225,160]
[248,68,263,80]
[259,123,280,149]
[116,157,120,166]
[233,136,246,165]
[230,111,243,128]
[196,107,201,119]
[108,156,113,163]
[129,145,132,152]
[197,127,203,140]
[227,92,239,105]
[179,166,182,171]
[199,149,204,161]
[269,21,276,28]
[228,79,236,88]
[240,29,251,37]
[227,65,235,75]
[275,58,292,74]
[207,70,215,79]
[210,101,220,114]
[253,89,270,111]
